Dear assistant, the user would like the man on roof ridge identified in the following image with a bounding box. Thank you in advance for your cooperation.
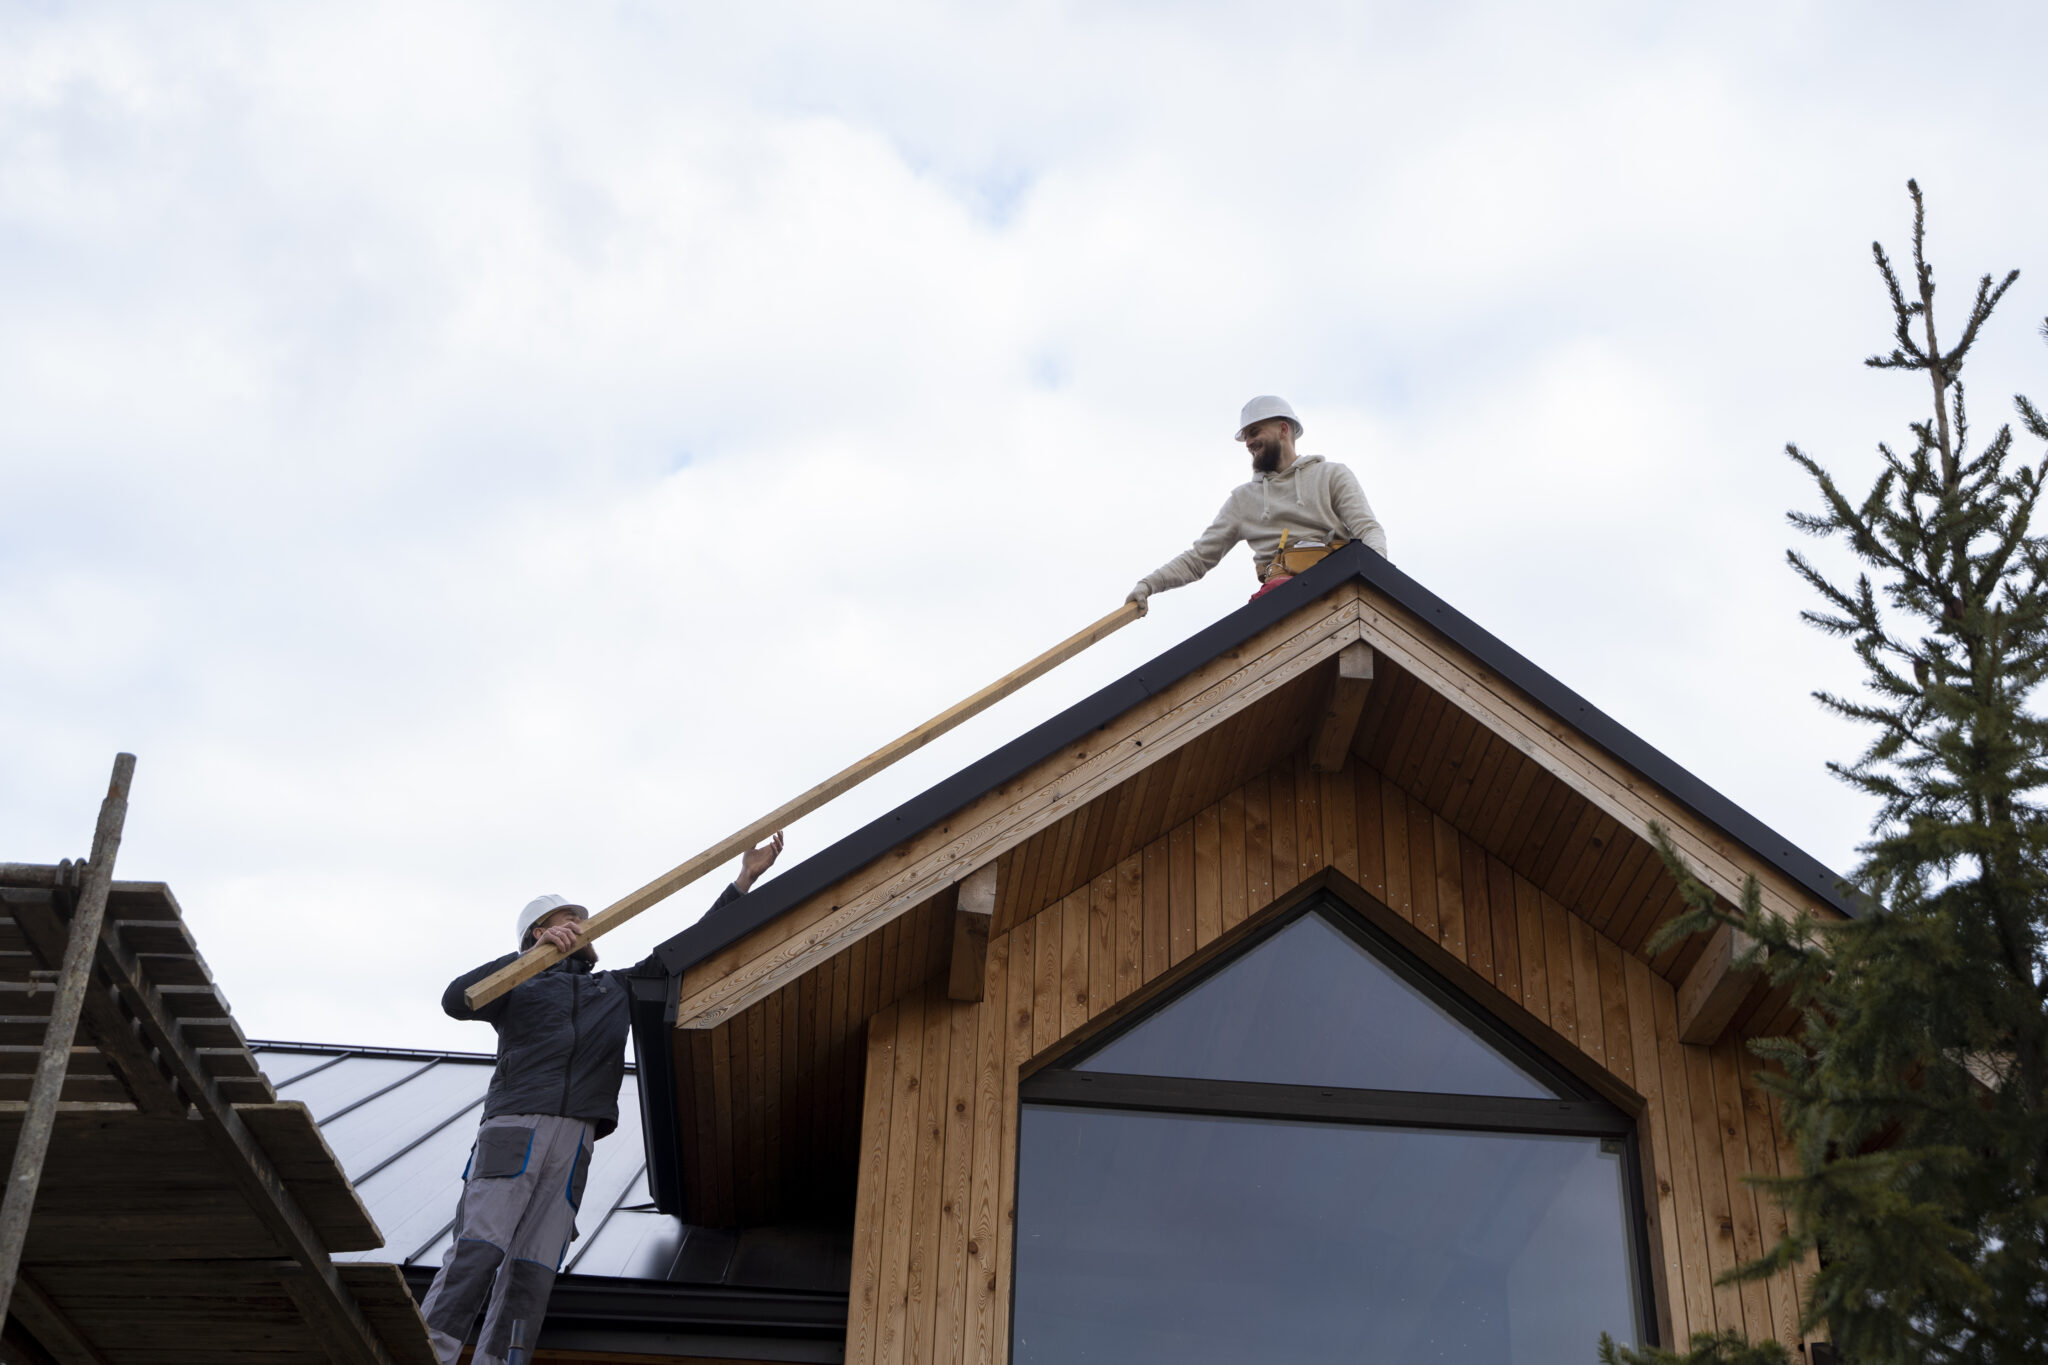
[1127,395,1388,613]
[419,832,785,1365]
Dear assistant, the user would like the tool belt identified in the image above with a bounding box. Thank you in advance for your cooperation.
[1259,536,1348,582]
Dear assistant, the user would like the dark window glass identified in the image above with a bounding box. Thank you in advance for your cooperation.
[1076,912,1561,1099]
[1013,1105,1642,1364]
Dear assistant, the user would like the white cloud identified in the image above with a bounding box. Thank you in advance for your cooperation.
[4,0,2045,1049]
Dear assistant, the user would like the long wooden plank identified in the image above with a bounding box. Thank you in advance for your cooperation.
[678,603,1367,1026]
[468,602,1143,1008]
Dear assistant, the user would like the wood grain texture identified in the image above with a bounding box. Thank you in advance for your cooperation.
[837,749,1807,1364]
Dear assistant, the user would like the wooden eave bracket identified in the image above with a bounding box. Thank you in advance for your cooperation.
[1310,641,1375,773]
[1676,922,1758,1045]
[945,863,996,1003]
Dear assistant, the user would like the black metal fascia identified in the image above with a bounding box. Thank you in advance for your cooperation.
[398,1264,849,1338]
[651,542,1855,992]
[629,974,686,1216]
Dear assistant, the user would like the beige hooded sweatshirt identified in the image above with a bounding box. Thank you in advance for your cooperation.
[1140,455,1388,594]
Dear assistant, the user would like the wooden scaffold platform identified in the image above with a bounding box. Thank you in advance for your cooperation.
[0,756,434,1365]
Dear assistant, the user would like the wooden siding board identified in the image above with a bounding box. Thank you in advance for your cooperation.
[1406,796,1439,943]
[1683,1041,1747,1334]
[848,1001,899,1365]
[1624,953,1690,1342]
[1141,839,1170,986]
[1242,774,1274,915]
[874,991,927,1365]
[1542,893,1579,1049]
[1031,905,1062,1058]
[1437,720,1494,823]
[1514,876,1550,1026]
[1486,854,1522,1003]
[1485,757,1543,851]
[1194,808,1224,951]
[1115,853,1144,1004]
[1380,774,1413,925]
[1459,835,1492,985]
[1219,787,1250,934]
[1433,816,1466,962]
[1324,768,1360,886]
[931,992,979,1365]
[965,933,1009,1365]
[1738,1054,1802,1352]
[1088,871,1116,1019]
[902,989,953,1365]
[1710,1040,1776,1342]
[1169,820,1197,968]
[1269,760,1301,898]
[1294,755,1325,883]
[1570,912,1605,1070]
[1060,891,1090,1039]
[1419,709,1478,813]
[1354,765,1387,903]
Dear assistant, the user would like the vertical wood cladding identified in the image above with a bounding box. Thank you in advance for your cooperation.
[846,752,1820,1365]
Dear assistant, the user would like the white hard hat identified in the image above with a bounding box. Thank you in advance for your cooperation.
[1235,395,1302,441]
[516,893,587,949]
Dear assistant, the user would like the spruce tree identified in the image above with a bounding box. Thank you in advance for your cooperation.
[1601,182,2048,1364]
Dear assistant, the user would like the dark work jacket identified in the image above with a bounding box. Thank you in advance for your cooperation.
[442,884,740,1139]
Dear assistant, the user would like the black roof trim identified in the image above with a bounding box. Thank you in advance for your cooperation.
[652,544,1853,992]
[398,1264,848,1340]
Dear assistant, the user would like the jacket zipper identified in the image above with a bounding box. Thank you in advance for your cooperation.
[561,978,578,1115]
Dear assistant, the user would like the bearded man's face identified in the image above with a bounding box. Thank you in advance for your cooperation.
[1244,418,1293,472]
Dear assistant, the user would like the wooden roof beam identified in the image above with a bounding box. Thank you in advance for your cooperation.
[945,864,996,1003]
[1309,642,1375,774]
[1676,922,1758,1046]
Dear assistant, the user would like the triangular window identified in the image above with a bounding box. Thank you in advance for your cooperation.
[1072,907,1565,1100]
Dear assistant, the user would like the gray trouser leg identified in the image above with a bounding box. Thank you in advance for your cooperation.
[417,1113,594,1365]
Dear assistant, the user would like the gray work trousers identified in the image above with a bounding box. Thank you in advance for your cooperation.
[419,1113,595,1365]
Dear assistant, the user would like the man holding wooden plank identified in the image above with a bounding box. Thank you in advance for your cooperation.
[1128,394,1388,613]
[419,832,785,1365]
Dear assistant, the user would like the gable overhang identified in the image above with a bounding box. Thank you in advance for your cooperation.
[659,544,1850,1003]
[630,543,1854,1221]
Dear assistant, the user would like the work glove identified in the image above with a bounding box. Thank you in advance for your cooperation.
[1126,581,1152,617]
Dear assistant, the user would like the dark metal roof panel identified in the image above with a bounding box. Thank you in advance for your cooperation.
[255,1042,682,1281]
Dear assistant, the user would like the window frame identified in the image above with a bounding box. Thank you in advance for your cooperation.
[1013,886,1662,1354]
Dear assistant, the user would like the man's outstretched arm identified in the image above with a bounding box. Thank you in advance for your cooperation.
[623,832,786,978]
[1128,499,1241,613]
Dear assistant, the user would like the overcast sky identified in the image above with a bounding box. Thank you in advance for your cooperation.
[5,2,2045,1051]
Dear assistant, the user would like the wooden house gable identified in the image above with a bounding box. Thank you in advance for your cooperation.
[634,546,1846,1361]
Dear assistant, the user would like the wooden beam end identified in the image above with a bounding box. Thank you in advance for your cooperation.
[1310,644,1377,774]
[1676,922,1756,1046]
